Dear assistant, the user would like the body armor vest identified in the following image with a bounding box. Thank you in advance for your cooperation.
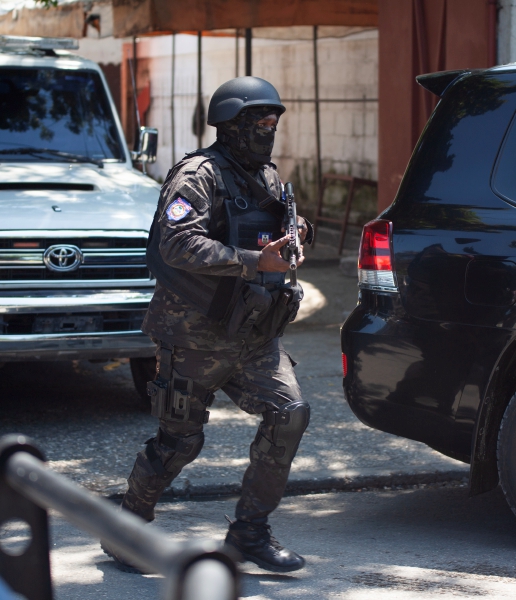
[224,192,284,288]
[146,144,285,320]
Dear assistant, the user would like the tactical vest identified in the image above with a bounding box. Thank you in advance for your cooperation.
[146,143,285,321]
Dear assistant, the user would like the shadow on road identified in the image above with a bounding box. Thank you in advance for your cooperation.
[0,359,145,419]
[47,485,516,599]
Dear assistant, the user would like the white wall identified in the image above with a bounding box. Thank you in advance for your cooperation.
[135,29,378,207]
[498,0,516,64]
[76,34,126,66]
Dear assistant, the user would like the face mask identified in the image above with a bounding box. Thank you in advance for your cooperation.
[217,106,279,171]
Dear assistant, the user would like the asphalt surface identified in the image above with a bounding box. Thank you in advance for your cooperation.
[0,332,467,500]
[0,253,509,600]
[0,264,467,500]
[45,484,516,599]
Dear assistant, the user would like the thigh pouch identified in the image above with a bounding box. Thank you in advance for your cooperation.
[146,347,215,424]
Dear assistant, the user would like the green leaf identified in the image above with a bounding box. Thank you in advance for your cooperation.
[34,0,59,8]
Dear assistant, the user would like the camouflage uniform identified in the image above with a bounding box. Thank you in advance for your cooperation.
[124,109,310,528]
[125,339,302,524]
[141,155,284,352]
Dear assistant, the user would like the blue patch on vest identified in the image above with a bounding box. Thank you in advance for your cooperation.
[166,198,192,222]
[258,232,272,247]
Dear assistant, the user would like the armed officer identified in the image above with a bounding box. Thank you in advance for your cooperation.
[103,77,312,573]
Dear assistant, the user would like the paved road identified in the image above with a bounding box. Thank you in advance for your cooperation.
[45,484,516,599]
[0,263,510,599]
[0,324,466,498]
[0,268,467,497]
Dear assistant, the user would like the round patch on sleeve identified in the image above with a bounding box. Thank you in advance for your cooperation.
[166,198,192,221]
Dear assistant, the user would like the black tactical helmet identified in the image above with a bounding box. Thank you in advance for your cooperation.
[207,76,286,126]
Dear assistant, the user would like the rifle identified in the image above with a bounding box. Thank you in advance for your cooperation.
[282,182,301,286]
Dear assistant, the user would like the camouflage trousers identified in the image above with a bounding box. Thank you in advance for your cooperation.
[124,337,309,524]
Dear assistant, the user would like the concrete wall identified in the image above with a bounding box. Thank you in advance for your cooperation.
[499,0,516,64]
[134,29,378,216]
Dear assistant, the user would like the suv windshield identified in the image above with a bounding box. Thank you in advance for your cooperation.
[0,66,125,163]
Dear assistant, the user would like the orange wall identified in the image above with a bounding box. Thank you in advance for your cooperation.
[378,0,493,212]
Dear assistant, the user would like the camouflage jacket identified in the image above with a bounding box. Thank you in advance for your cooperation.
[142,152,284,351]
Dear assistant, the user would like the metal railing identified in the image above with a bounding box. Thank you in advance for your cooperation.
[313,173,378,255]
[0,435,239,600]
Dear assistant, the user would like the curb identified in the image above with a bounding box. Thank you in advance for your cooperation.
[107,469,470,501]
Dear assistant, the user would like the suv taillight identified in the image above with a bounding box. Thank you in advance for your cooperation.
[358,219,398,291]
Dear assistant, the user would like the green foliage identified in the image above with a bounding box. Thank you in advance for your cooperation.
[35,0,58,8]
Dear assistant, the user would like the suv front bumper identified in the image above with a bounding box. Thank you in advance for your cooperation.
[0,288,156,361]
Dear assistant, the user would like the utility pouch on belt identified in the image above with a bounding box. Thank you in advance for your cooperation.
[146,347,214,423]
[257,282,304,339]
[223,283,272,338]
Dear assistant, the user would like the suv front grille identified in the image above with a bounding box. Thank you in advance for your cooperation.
[0,237,147,250]
[0,310,146,335]
[1,267,150,281]
[0,233,151,285]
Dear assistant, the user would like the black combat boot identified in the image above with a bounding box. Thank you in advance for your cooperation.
[120,486,158,522]
[100,540,149,575]
[224,518,305,573]
[100,489,157,574]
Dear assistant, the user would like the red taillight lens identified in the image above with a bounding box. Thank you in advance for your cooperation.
[342,353,348,377]
[358,220,393,271]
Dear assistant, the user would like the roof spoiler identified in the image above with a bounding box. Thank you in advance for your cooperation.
[416,69,469,97]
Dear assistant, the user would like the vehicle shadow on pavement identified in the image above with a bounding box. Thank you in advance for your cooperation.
[0,359,153,494]
[0,359,145,415]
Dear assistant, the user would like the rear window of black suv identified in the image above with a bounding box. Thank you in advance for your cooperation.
[492,108,516,205]
[395,73,516,210]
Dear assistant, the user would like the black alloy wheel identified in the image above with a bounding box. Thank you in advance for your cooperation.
[497,393,516,516]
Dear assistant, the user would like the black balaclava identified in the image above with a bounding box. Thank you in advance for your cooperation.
[216,105,280,171]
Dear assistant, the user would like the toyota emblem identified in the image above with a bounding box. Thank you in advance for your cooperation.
[43,244,83,272]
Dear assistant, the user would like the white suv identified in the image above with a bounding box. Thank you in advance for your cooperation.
[0,36,159,398]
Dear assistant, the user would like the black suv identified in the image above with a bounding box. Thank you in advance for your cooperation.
[341,66,516,515]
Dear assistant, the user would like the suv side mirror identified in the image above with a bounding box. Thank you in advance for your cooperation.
[131,127,158,172]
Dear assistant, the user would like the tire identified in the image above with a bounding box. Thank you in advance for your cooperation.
[130,356,157,403]
[497,393,516,515]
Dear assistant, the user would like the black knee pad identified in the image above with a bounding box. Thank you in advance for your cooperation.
[257,400,310,466]
[145,430,204,477]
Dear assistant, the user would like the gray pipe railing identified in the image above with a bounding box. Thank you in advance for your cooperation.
[0,435,239,600]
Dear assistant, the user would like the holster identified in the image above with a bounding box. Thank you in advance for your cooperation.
[146,347,214,423]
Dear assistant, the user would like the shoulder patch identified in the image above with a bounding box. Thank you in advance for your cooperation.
[166,198,192,221]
